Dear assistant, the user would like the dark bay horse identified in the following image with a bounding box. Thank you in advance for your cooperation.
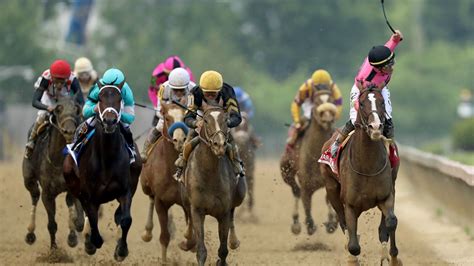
[63,84,142,262]
[280,90,338,235]
[321,87,401,265]
[183,105,246,266]
[231,112,258,220]
[140,101,195,262]
[22,97,84,249]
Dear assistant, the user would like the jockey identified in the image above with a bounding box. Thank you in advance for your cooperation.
[174,70,244,180]
[330,30,404,158]
[233,86,255,119]
[25,59,84,159]
[287,69,343,147]
[71,68,137,163]
[140,67,195,162]
[149,56,194,126]
[73,57,98,101]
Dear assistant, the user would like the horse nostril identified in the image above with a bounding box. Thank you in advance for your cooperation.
[173,138,178,143]
[213,141,218,146]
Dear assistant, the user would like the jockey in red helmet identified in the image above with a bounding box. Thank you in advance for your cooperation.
[25,59,84,159]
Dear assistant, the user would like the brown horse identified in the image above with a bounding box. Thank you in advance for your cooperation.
[321,87,401,265]
[182,105,246,266]
[63,84,142,261]
[140,101,195,262]
[22,97,84,249]
[280,90,339,235]
[231,112,258,219]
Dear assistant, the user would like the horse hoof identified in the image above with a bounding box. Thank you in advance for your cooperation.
[74,219,84,232]
[348,244,361,256]
[114,242,129,262]
[84,238,97,255]
[216,258,227,266]
[324,222,337,234]
[50,242,58,250]
[178,240,195,251]
[141,231,153,242]
[307,224,317,235]
[229,239,240,250]
[91,234,103,249]
[291,223,301,235]
[67,232,78,248]
[25,232,36,245]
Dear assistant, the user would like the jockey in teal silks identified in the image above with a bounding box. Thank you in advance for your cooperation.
[70,68,137,163]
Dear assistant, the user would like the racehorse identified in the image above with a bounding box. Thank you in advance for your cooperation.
[182,104,246,266]
[321,87,401,265]
[63,84,142,261]
[22,97,84,249]
[280,90,338,235]
[231,112,258,219]
[140,101,195,262]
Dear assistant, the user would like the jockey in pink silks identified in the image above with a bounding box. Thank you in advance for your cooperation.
[148,56,194,126]
[329,30,404,158]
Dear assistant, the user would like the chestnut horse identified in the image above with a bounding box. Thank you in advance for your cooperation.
[321,87,401,265]
[182,105,246,266]
[280,90,338,235]
[22,97,84,249]
[140,101,195,262]
[63,84,142,261]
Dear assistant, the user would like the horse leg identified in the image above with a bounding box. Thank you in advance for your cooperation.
[74,198,85,232]
[141,196,154,242]
[114,192,133,262]
[217,213,231,266]
[23,175,40,245]
[155,199,171,262]
[325,175,346,231]
[301,188,316,235]
[65,192,78,247]
[378,193,401,266]
[280,157,301,234]
[191,207,207,266]
[378,213,391,265]
[324,193,338,234]
[229,208,240,249]
[345,205,361,258]
[179,206,196,251]
[41,192,59,249]
[83,203,102,254]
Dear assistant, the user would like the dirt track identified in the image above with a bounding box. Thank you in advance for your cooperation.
[0,153,473,265]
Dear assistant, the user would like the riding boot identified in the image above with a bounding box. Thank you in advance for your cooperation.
[286,125,299,148]
[174,136,199,182]
[25,118,44,159]
[227,142,246,179]
[383,118,394,139]
[140,127,161,163]
[330,120,355,158]
[120,124,136,164]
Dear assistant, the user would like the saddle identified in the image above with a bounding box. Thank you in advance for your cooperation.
[318,131,399,181]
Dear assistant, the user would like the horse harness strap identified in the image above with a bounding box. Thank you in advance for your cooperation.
[347,137,389,177]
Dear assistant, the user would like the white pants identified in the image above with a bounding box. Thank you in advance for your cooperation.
[349,84,392,125]
[37,93,54,119]
[301,100,314,120]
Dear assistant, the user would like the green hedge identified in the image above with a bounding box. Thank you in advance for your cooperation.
[452,118,474,151]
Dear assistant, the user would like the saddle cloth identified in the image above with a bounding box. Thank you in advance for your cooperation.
[318,131,399,178]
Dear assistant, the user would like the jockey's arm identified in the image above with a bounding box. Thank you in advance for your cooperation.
[332,83,343,119]
[32,85,49,111]
[291,82,309,124]
[120,83,135,124]
[82,84,99,119]
[184,89,199,128]
[223,83,242,128]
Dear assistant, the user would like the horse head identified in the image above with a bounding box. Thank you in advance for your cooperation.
[311,90,337,130]
[356,87,386,141]
[51,97,82,142]
[161,100,188,152]
[201,102,228,157]
[97,84,123,134]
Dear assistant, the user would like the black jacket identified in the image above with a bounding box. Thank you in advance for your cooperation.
[184,82,242,128]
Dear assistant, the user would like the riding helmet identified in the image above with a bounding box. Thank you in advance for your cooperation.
[368,45,394,67]
[50,60,71,79]
[168,67,190,89]
[199,70,223,92]
[311,69,332,85]
[100,68,125,85]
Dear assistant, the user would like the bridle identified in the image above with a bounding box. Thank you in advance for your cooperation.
[200,107,227,147]
[354,87,385,132]
[97,85,122,126]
